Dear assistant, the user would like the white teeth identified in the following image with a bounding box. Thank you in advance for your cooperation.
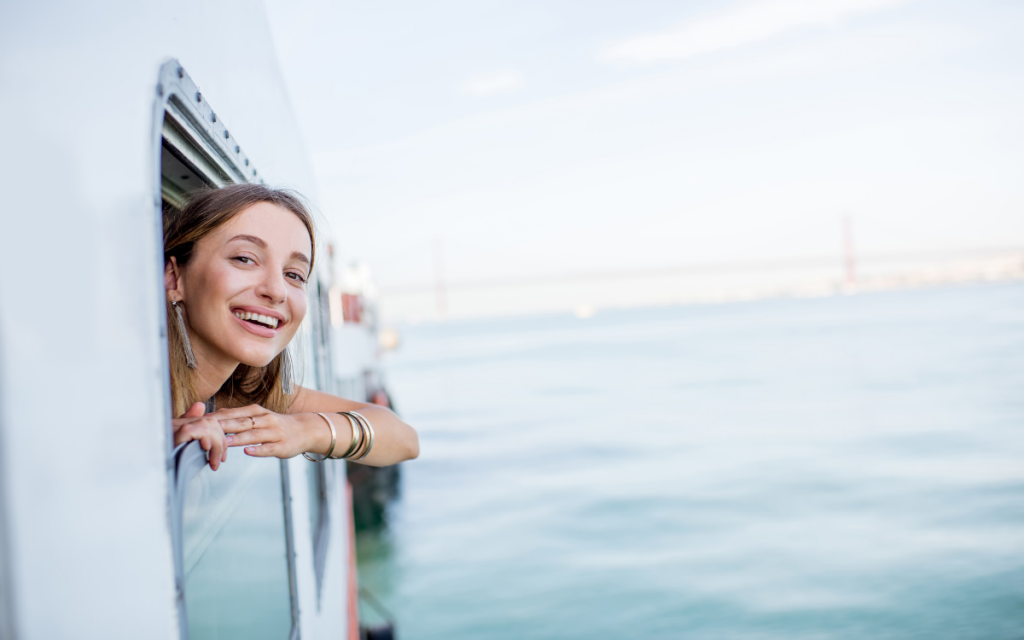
[235,311,279,328]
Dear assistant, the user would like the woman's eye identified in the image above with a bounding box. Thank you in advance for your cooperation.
[287,272,308,283]
[232,256,254,265]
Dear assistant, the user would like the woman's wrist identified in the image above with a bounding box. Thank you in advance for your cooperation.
[297,413,333,456]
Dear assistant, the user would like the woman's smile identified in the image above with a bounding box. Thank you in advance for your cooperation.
[232,305,286,337]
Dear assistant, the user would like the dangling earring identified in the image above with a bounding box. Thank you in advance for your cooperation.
[172,300,198,369]
[280,347,295,394]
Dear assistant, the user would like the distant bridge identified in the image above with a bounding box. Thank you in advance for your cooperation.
[378,246,1023,295]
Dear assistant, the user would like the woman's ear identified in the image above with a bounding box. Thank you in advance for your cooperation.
[165,257,184,300]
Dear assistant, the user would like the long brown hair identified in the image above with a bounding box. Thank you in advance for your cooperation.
[164,183,316,418]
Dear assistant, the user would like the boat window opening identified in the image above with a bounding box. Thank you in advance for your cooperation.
[158,76,264,210]
[156,61,298,640]
[162,95,249,186]
[161,142,210,210]
[159,105,234,210]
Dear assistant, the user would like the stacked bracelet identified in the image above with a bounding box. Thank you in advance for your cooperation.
[334,412,362,459]
[302,410,376,463]
[348,411,375,461]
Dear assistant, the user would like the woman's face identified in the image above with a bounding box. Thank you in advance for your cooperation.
[171,202,312,370]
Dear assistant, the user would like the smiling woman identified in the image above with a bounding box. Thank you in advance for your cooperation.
[164,184,419,469]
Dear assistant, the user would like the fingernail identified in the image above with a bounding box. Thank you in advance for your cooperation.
[225,436,234,444]
[245,447,255,454]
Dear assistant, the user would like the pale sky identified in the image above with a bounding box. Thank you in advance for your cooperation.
[264,0,1024,319]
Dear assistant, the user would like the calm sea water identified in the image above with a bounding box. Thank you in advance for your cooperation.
[357,283,1024,640]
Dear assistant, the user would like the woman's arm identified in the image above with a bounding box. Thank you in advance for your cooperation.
[213,387,419,467]
[289,387,419,466]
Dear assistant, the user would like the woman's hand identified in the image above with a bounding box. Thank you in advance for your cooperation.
[173,402,229,471]
[207,404,336,459]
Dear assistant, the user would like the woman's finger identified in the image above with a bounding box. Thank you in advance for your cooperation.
[209,433,224,471]
[175,421,227,469]
[244,443,279,457]
[172,414,210,431]
[207,404,268,420]
[174,422,201,445]
[226,428,280,447]
[183,402,206,419]
[218,415,261,434]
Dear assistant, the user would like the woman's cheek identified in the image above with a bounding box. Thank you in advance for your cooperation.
[287,296,307,338]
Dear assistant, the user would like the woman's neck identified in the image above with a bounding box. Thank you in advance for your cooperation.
[192,348,239,405]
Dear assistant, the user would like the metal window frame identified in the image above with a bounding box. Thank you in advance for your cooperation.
[308,282,334,605]
[151,59,297,640]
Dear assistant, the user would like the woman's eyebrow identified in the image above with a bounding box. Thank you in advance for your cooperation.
[229,234,309,265]
[228,234,267,248]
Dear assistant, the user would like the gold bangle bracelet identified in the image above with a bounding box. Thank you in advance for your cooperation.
[319,413,338,459]
[347,411,370,460]
[347,411,363,459]
[302,412,336,462]
[341,412,363,460]
[333,412,361,459]
[349,411,375,461]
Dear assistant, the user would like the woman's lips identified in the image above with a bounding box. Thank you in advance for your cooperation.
[232,312,281,338]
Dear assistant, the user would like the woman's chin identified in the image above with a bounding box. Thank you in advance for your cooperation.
[236,351,280,369]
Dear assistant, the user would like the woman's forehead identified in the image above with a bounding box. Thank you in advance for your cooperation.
[214,202,312,255]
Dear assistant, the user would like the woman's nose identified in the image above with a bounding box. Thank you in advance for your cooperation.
[256,268,288,304]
